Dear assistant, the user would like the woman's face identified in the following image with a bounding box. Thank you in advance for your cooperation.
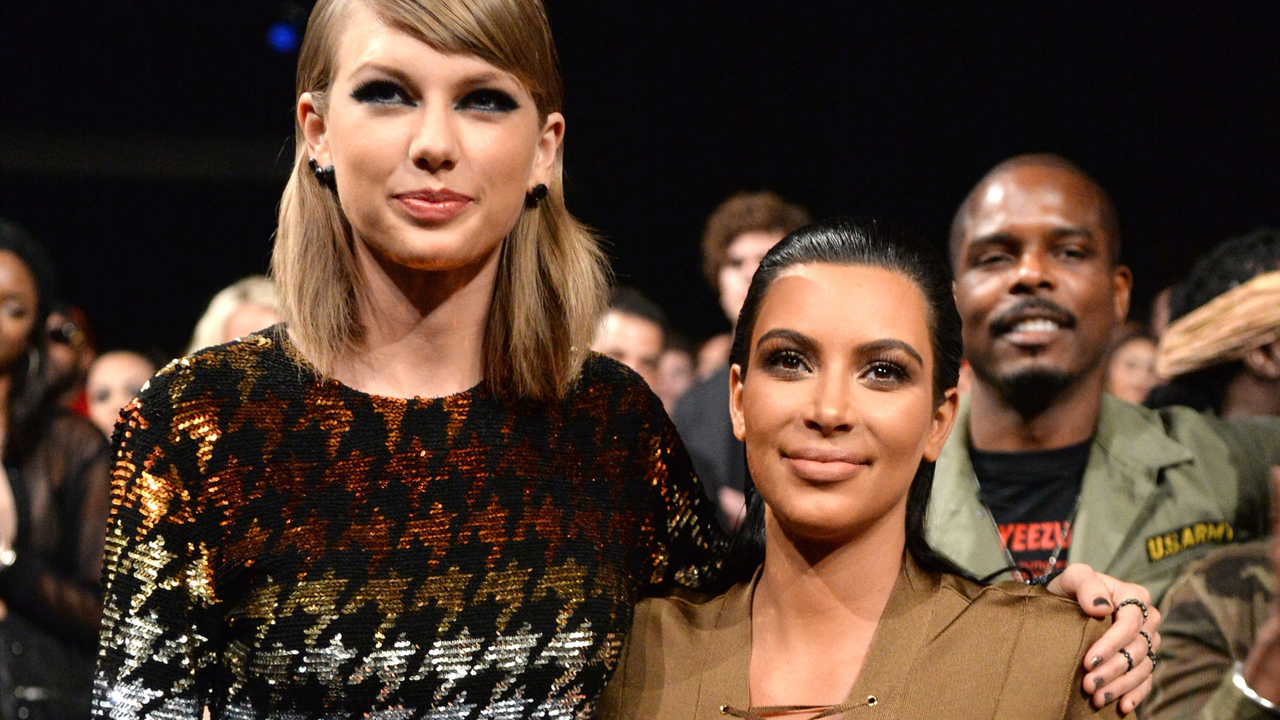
[730,264,958,545]
[299,4,563,276]
[86,351,156,438]
[0,251,38,374]
[1105,336,1159,405]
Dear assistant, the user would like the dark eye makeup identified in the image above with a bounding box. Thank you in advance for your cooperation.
[759,346,812,377]
[351,79,413,106]
[457,88,520,113]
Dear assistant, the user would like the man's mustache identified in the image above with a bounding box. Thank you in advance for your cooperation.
[989,298,1078,336]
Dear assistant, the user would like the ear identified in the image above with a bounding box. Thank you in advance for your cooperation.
[298,92,330,165]
[1112,265,1134,323]
[922,387,959,463]
[529,111,565,188]
[729,363,747,442]
[1243,339,1280,380]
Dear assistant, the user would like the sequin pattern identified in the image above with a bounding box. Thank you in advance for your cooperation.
[94,328,724,719]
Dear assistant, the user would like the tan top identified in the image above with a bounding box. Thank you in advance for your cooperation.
[598,556,1131,720]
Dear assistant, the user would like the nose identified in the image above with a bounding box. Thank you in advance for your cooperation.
[803,370,857,436]
[1010,249,1054,293]
[409,98,459,173]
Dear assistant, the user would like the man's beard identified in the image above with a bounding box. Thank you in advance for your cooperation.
[990,367,1075,419]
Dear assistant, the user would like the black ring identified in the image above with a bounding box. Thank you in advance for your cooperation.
[1148,651,1157,671]
[1119,647,1134,673]
[1115,598,1149,623]
[1139,629,1154,656]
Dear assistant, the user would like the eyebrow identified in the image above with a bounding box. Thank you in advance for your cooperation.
[969,225,1094,248]
[754,329,924,366]
[347,63,509,89]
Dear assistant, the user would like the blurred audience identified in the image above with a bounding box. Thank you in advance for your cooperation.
[655,334,696,413]
[85,350,158,439]
[694,333,732,379]
[591,287,667,391]
[1105,324,1160,404]
[43,302,95,419]
[187,274,281,355]
[1150,286,1175,340]
[0,219,110,718]
[931,154,1280,604]
[672,191,809,530]
[1143,469,1280,718]
[1149,228,1280,418]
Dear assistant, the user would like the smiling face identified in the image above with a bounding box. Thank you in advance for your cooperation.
[730,264,957,546]
[299,3,563,277]
[953,165,1131,403]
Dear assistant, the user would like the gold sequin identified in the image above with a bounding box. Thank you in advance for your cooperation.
[94,331,725,718]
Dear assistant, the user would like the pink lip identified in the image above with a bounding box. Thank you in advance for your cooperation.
[783,448,869,483]
[393,188,473,222]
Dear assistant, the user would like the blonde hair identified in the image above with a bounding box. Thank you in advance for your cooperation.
[187,275,280,354]
[272,0,608,402]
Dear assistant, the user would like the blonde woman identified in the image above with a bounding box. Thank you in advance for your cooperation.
[185,275,282,354]
[93,1,722,716]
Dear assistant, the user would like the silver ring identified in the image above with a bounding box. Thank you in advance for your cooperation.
[1119,647,1134,673]
[1116,597,1149,623]
[1139,629,1154,656]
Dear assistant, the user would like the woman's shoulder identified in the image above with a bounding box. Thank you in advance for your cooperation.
[938,571,1100,624]
[633,584,731,634]
[142,325,301,403]
[575,352,656,396]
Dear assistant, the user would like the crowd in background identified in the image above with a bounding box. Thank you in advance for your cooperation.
[0,151,1276,717]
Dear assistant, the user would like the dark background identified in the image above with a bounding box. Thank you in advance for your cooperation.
[3,3,1278,355]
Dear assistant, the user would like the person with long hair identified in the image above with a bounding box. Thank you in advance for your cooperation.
[600,218,1158,718]
[93,1,721,716]
[0,219,111,718]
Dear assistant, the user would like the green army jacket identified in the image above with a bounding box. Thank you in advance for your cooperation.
[926,394,1280,602]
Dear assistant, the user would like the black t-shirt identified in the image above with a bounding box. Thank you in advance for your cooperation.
[971,440,1091,580]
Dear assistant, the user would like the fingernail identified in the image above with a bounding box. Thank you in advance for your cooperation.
[1104,693,1113,704]
[1093,597,1112,608]
[1091,656,1103,669]
[1094,676,1105,690]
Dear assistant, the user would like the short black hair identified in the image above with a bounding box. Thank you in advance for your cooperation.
[949,154,1122,268]
[606,286,667,332]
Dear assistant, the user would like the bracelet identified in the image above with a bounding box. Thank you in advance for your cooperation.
[1232,662,1280,715]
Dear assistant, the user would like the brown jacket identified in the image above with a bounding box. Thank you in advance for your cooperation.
[598,557,1131,720]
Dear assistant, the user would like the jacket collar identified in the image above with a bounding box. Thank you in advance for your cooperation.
[699,555,941,718]
[929,393,1195,576]
[1069,395,1193,572]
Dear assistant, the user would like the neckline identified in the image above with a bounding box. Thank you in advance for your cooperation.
[271,324,485,406]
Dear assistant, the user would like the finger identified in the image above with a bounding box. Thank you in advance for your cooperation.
[1050,563,1115,617]
[1086,638,1151,708]
[1118,675,1152,716]
[1082,603,1144,672]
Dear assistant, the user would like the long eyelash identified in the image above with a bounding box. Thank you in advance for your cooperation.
[462,89,520,112]
[350,80,408,104]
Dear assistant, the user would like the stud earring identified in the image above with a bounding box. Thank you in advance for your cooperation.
[525,183,548,207]
[308,158,337,191]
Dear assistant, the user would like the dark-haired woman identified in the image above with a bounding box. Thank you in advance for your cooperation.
[599,218,1156,719]
[0,219,111,719]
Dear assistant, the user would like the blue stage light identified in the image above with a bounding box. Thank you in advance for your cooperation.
[267,21,301,54]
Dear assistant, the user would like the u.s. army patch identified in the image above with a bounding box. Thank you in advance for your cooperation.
[1145,521,1234,562]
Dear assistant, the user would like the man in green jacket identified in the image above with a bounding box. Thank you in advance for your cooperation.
[925,154,1280,604]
